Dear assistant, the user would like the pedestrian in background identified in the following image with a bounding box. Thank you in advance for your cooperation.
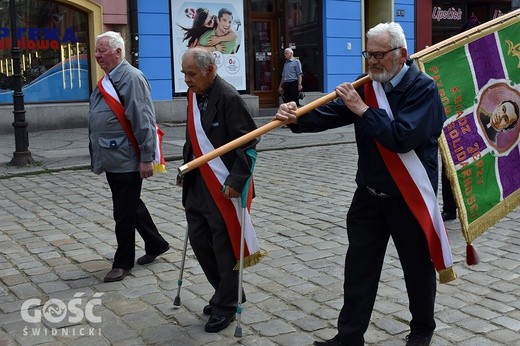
[278,48,303,106]
[89,31,169,283]
[180,47,259,333]
[275,22,447,346]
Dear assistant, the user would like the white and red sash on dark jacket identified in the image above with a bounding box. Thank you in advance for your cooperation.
[187,90,263,269]
[97,76,166,173]
[364,81,456,283]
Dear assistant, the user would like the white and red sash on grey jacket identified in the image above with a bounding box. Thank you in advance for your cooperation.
[97,76,166,173]
[364,81,456,283]
[187,90,263,268]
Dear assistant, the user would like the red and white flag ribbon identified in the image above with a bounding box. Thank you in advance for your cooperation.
[365,81,456,283]
[187,90,263,268]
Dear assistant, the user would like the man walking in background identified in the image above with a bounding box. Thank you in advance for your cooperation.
[278,48,303,106]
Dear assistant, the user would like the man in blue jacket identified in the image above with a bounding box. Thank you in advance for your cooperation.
[275,22,445,346]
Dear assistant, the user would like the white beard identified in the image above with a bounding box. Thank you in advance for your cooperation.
[368,57,402,83]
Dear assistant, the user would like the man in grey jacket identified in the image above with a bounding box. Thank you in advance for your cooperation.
[89,31,169,283]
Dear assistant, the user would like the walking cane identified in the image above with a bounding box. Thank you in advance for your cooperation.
[234,196,247,337]
[173,225,189,307]
[234,148,257,337]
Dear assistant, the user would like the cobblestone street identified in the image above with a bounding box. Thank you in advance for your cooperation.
[0,123,519,345]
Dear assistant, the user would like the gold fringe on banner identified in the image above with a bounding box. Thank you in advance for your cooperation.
[233,250,267,270]
[439,267,457,284]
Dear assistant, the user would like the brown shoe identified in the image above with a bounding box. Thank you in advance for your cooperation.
[103,268,131,282]
[137,246,169,265]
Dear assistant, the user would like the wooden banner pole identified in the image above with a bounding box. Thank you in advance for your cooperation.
[178,75,370,175]
[177,9,520,175]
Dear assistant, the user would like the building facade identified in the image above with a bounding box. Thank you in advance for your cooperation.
[0,0,515,131]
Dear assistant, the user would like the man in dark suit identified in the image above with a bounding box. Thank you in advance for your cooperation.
[479,100,519,143]
[179,47,258,333]
[89,31,169,283]
[275,22,448,346]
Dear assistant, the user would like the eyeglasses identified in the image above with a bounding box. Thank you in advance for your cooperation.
[361,47,401,59]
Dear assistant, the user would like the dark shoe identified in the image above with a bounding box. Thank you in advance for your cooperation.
[405,333,432,346]
[136,246,169,265]
[441,211,456,221]
[103,268,131,282]
[204,313,235,333]
[313,337,347,346]
[203,305,212,315]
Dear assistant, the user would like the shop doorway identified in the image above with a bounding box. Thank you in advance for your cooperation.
[249,18,280,108]
[247,0,322,108]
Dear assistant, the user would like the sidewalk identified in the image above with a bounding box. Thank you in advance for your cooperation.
[0,114,354,177]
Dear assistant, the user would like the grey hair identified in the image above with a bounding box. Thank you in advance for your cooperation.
[96,31,125,59]
[366,22,407,50]
[183,48,216,75]
[284,48,293,54]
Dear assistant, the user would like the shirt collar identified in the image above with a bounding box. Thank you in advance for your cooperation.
[108,60,125,78]
[196,78,216,110]
[388,63,409,88]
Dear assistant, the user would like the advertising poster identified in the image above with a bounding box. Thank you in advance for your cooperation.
[171,1,246,93]
[414,10,520,246]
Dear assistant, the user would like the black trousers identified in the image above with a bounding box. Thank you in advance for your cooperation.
[184,172,244,317]
[336,187,436,345]
[106,172,168,269]
[282,80,300,106]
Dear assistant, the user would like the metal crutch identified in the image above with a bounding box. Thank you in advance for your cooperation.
[234,196,247,337]
[173,225,189,307]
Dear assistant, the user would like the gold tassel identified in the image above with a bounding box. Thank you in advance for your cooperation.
[153,163,167,173]
[439,266,457,283]
[233,250,266,270]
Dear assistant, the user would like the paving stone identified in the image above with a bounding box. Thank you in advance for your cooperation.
[105,299,148,316]
[251,319,296,337]
[1,274,27,286]
[292,315,328,332]
[57,270,90,281]
[8,283,41,300]
[491,315,520,331]
[122,309,170,331]
[120,284,160,299]
[38,281,71,294]
[78,260,111,273]
[140,323,190,345]
[97,322,138,343]
[486,328,520,345]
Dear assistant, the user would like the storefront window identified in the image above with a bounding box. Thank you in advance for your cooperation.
[0,0,90,104]
[432,0,512,44]
[287,0,321,91]
[251,0,274,12]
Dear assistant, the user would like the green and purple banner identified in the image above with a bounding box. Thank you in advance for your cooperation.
[415,10,520,245]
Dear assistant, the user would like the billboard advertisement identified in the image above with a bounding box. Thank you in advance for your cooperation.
[171,1,246,93]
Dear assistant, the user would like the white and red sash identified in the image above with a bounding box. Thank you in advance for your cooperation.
[365,81,456,283]
[187,90,263,268]
[97,76,166,173]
